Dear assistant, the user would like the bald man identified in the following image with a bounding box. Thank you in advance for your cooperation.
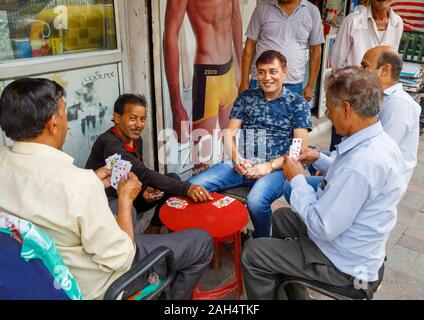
[361,45,421,184]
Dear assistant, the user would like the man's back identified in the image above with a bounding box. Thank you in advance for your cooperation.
[380,84,421,183]
[309,126,406,282]
[0,143,135,299]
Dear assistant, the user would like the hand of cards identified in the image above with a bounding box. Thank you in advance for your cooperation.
[105,153,133,190]
[166,197,188,209]
[289,138,302,159]
[211,196,235,209]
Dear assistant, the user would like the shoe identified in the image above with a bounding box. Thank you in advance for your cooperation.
[221,229,253,252]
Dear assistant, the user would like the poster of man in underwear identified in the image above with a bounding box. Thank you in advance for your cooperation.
[162,0,256,177]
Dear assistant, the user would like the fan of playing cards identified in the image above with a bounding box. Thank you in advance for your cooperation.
[105,153,133,190]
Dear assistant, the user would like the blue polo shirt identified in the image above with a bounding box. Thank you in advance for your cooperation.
[230,87,312,161]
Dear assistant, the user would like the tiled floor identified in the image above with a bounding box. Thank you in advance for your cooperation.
[198,120,424,300]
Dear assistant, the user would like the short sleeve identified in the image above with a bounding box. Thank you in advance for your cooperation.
[293,97,312,131]
[230,94,247,120]
[245,5,262,41]
[308,6,324,45]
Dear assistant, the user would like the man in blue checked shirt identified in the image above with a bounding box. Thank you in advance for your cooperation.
[242,67,407,300]
[189,50,312,238]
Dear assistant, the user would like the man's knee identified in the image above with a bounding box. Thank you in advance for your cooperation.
[166,172,181,181]
[185,229,214,261]
[242,238,267,269]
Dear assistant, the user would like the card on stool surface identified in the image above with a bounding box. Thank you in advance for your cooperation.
[166,197,188,209]
[212,196,235,209]
[289,138,302,159]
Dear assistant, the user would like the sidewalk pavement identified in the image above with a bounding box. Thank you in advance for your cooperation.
[198,120,424,300]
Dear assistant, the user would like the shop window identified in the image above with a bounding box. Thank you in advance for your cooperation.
[0,0,117,62]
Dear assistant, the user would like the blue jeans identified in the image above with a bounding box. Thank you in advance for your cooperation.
[249,80,303,96]
[188,161,286,238]
[282,176,324,204]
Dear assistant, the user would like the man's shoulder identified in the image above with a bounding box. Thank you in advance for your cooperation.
[385,90,422,115]
[238,88,264,102]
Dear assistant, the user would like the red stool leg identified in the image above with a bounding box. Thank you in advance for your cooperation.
[233,231,243,299]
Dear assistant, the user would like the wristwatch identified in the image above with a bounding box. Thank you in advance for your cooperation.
[269,159,277,172]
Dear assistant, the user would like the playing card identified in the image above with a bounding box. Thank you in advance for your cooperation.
[166,197,188,209]
[289,138,302,159]
[105,153,121,169]
[110,159,132,190]
[212,196,235,209]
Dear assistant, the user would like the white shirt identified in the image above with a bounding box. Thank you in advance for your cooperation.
[331,6,403,69]
[290,122,407,282]
[379,83,422,184]
[0,142,136,299]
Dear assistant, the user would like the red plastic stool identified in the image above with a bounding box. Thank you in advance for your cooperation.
[159,192,249,300]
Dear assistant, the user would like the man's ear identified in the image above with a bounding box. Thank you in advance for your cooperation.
[342,100,353,119]
[380,63,391,79]
[45,114,58,135]
[112,112,120,125]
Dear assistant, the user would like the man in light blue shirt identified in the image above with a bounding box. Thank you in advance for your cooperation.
[361,45,421,184]
[242,67,407,300]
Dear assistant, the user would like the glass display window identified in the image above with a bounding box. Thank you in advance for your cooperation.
[0,0,117,62]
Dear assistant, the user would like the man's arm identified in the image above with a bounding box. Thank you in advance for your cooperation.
[331,17,352,69]
[239,38,257,94]
[303,44,322,101]
[263,128,309,171]
[232,0,243,86]
[289,165,370,242]
[163,0,190,142]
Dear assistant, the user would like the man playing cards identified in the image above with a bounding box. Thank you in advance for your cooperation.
[86,94,212,234]
[0,78,213,300]
[189,51,312,238]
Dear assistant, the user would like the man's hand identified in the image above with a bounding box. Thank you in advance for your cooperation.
[283,155,305,182]
[245,162,272,180]
[233,158,251,176]
[297,146,320,165]
[95,166,112,189]
[172,104,190,144]
[143,187,164,203]
[187,184,213,203]
[302,85,314,102]
[117,172,142,202]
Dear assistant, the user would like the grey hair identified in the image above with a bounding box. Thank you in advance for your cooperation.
[325,66,383,117]
[377,50,403,81]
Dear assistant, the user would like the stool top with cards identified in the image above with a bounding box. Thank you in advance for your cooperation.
[159,192,248,239]
[159,192,249,300]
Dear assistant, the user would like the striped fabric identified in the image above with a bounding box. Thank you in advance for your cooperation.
[391,0,424,32]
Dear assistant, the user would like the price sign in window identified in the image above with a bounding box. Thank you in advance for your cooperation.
[0,0,117,62]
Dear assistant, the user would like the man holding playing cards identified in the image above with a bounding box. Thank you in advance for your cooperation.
[189,50,312,238]
[0,78,213,300]
[86,94,212,234]
[242,67,407,300]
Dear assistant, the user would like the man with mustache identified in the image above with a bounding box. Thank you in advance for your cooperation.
[330,0,403,150]
[86,94,212,234]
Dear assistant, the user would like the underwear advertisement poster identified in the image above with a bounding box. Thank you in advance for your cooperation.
[1,64,122,168]
[157,0,257,180]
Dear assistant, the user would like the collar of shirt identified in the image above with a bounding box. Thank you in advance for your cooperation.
[112,126,137,153]
[336,121,384,156]
[384,82,403,96]
[270,0,307,15]
[365,6,401,28]
[258,86,291,102]
[11,142,74,164]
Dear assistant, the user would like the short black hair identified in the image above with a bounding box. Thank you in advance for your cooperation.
[0,78,65,141]
[376,50,403,82]
[256,50,287,69]
[114,93,147,115]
